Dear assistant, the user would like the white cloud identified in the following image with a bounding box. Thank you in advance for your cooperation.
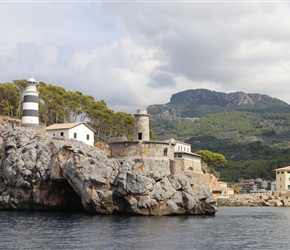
[1,2,290,113]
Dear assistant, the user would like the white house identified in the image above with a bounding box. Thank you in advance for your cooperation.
[174,140,191,152]
[274,166,290,192]
[165,140,202,172]
[46,122,95,146]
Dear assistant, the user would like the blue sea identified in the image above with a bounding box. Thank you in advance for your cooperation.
[1,207,290,250]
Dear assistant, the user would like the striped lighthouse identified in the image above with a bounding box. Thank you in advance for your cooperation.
[22,74,39,127]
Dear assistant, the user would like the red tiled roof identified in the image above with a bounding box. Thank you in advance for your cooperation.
[46,122,95,132]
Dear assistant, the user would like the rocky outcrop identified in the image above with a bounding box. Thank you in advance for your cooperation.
[0,120,216,215]
[217,192,290,207]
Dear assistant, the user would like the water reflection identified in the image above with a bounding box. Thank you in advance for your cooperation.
[1,207,290,249]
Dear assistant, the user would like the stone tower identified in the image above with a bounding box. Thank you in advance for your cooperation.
[22,74,39,127]
[134,109,150,141]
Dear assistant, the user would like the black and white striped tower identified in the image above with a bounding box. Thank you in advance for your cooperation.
[22,74,39,127]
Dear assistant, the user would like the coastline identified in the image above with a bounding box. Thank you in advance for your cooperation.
[217,191,290,207]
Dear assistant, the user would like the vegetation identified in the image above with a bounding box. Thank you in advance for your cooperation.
[148,89,290,182]
[3,82,290,183]
[0,80,156,142]
[195,150,227,179]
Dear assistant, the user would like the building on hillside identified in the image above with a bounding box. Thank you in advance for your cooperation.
[173,150,202,172]
[271,181,276,191]
[46,122,95,146]
[238,178,255,193]
[174,141,191,152]
[274,166,290,192]
[164,140,202,172]
[22,74,39,127]
[212,181,234,198]
[108,109,218,189]
[108,109,176,175]
[237,178,275,193]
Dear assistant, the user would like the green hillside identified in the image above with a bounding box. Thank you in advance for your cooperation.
[148,89,290,182]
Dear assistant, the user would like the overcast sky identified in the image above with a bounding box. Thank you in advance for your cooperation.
[1,1,290,114]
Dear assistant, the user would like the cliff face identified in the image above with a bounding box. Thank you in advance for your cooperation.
[0,120,216,215]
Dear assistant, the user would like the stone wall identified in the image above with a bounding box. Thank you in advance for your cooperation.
[188,171,219,190]
[174,158,202,172]
[109,140,175,159]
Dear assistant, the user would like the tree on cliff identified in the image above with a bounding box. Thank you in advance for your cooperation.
[0,83,21,117]
[195,150,227,179]
[0,81,156,143]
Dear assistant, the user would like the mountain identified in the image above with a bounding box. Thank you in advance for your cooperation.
[147,89,290,182]
[148,89,290,119]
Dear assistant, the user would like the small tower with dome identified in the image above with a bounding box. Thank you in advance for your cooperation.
[22,74,39,127]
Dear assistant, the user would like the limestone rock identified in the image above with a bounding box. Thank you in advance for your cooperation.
[0,120,217,215]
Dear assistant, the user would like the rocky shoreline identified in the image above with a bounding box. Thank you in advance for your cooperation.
[0,119,217,215]
[217,192,290,207]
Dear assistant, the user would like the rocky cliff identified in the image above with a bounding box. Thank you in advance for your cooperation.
[0,120,216,215]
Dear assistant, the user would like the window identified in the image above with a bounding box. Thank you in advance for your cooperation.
[164,148,168,156]
[288,185,290,190]
[74,133,77,139]
[277,172,280,174]
[86,134,89,140]
[60,132,64,136]
[138,132,142,140]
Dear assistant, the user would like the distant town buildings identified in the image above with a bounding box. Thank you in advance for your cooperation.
[238,178,275,193]
[212,181,234,198]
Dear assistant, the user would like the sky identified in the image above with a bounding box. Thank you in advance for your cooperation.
[1,0,290,114]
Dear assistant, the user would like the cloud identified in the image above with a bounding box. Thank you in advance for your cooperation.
[148,72,176,89]
[1,2,290,113]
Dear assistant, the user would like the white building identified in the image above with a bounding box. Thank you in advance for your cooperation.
[274,166,290,192]
[168,140,202,172]
[46,122,95,146]
[174,140,191,152]
[271,181,276,191]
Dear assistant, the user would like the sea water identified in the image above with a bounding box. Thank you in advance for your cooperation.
[1,207,290,250]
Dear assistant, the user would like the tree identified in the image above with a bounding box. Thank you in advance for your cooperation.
[195,150,227,179]
[149,121,157,140]
[0,83,21,117]
[87,100,114,141]
[13,79,27,117]
[65,91,94,122]
[230,183,241,194]
[0,100,10,116]
[195,150,227,168]
[38,82,67,125]
[111,112,134,138]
